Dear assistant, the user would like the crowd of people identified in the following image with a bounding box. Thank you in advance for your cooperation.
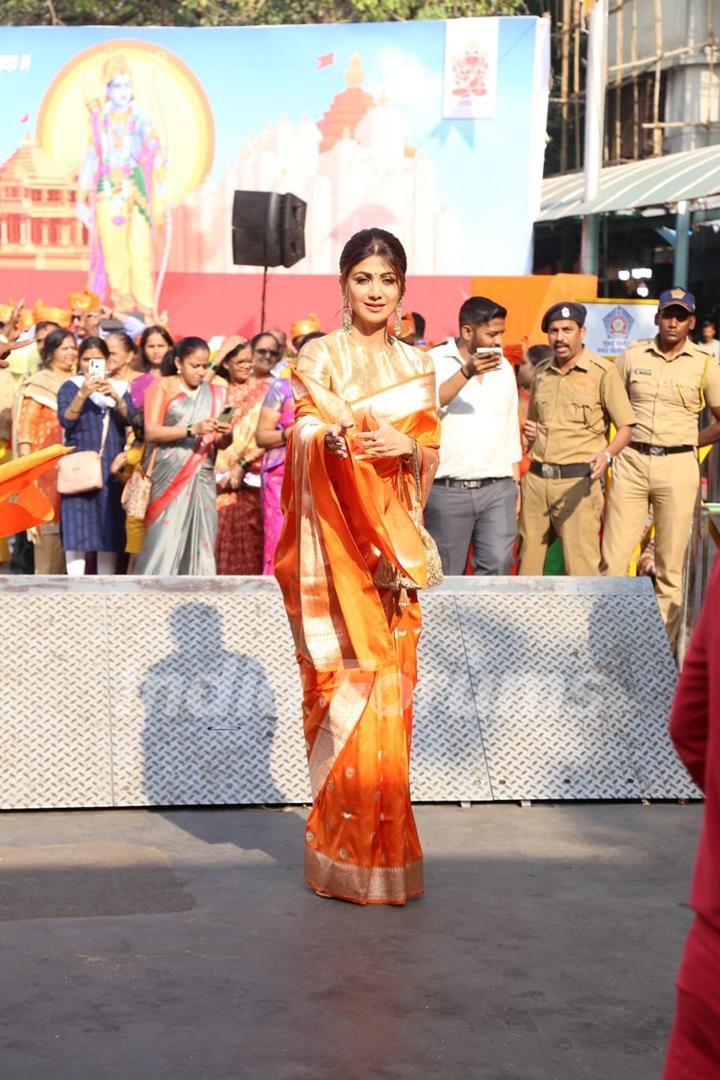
[1,267,718,658]
[0,293,326,579]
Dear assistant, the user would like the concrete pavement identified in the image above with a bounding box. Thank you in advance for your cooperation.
[0,804,701,1080]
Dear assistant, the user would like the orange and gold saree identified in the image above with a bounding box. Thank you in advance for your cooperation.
[275,331,440,905]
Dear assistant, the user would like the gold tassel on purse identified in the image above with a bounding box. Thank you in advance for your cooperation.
[373,440,443,600]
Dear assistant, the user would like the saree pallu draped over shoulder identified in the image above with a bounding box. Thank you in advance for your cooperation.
[274,331,440,905]
[136,379,226,576]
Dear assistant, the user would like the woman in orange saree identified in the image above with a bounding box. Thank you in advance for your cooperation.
[275,228,440,905]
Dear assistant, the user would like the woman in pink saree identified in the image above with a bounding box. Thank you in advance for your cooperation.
[256,376,294,575]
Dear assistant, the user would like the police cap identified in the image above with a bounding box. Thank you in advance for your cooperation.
[658,288,696,314]
[541,301,587,333]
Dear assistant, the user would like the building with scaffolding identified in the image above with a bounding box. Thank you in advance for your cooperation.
[536,0,720,318]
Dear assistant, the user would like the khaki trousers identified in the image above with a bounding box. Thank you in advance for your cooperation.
[601,446,698,649]
[518,471,604,575]
[33,527,66,575]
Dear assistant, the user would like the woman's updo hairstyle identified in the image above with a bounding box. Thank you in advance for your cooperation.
[160,335,210,377]
[41,328,76,368]
[338,228,407,301]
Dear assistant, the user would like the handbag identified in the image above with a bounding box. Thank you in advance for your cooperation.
[57,411,110,495]
[121,446,157,520]
[374,440,443,596]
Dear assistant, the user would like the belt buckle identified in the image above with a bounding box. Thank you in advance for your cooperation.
[541,463,556,479]
[649,446,664,456]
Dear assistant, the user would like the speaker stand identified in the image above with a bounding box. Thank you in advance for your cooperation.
[260,265,268,330]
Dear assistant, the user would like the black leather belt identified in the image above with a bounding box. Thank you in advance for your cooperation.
[529,461,591,480]
[631,442,694,456]
[433,476,508,489]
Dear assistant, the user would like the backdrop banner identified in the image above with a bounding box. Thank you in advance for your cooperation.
[0,18,550,333]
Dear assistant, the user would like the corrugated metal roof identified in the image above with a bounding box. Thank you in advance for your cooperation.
[538,143,720,222]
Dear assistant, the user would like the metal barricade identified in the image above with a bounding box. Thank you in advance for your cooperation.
[679,442,720,661]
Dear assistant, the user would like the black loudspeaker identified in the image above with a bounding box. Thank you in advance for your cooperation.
[232,190,306,269]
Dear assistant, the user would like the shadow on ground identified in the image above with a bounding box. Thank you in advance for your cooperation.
[0,803,699,1080]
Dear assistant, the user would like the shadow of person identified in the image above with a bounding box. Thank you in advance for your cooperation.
[139,601,303,859]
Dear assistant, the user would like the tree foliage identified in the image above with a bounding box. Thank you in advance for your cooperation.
[3,0,531,27]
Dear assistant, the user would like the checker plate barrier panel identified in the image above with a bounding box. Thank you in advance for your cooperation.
[0,576,697,808]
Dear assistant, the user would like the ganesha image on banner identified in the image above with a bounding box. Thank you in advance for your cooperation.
[76,53,167,317]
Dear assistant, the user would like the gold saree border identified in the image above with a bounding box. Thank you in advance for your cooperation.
[305,847,424,906]
[307,670,375,799]
[350,371,437,426]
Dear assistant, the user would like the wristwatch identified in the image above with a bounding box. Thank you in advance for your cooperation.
[186,424,193,439]
[604,450,613,467]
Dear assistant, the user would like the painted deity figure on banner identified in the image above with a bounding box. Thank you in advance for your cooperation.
[76,53,167,317]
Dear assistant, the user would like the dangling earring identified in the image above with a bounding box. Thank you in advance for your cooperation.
[394,301,403,338]
[342,293,352,335]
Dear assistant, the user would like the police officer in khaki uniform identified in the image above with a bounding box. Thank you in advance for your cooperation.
[518,302,636,575]
[602,288,720,649]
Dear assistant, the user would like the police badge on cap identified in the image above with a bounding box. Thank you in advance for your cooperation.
[541,301,587,333]
[657,288,696,314]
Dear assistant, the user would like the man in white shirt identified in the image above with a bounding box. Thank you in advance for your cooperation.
[425,296,521,575]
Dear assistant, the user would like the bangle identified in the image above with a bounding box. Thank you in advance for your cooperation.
[604,450,613,467]
[186,424,194,439]
[460,364,471,380]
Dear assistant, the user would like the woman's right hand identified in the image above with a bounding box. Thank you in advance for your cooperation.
[325,421,353,459]
[193,419,217,436]
[110,451,127,476]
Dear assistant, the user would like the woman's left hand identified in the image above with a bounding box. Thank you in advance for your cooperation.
[354,422,413,460]
[95,379,117,400]
[228,463,244,490]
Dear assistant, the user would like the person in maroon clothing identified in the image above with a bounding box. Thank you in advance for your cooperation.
[664,560,720,1078]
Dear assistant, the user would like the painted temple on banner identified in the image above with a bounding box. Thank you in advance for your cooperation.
[0,133,87,270]
[170,53,460,275]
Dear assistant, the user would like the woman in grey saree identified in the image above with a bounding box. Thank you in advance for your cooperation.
[135,338,230,575]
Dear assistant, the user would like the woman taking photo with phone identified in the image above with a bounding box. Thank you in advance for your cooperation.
[58,335,134,576]
[214,340,274,575]
[135,337,232,576]
[275,228,440,905]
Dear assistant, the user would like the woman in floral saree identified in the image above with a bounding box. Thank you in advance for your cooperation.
[275,229,440,905]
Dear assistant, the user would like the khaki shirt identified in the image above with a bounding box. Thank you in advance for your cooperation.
[616,336,720,447]
[528,347,636,465]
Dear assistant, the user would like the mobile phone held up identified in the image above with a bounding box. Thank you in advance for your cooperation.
[88,357,106,379]
[216,405,237,425]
